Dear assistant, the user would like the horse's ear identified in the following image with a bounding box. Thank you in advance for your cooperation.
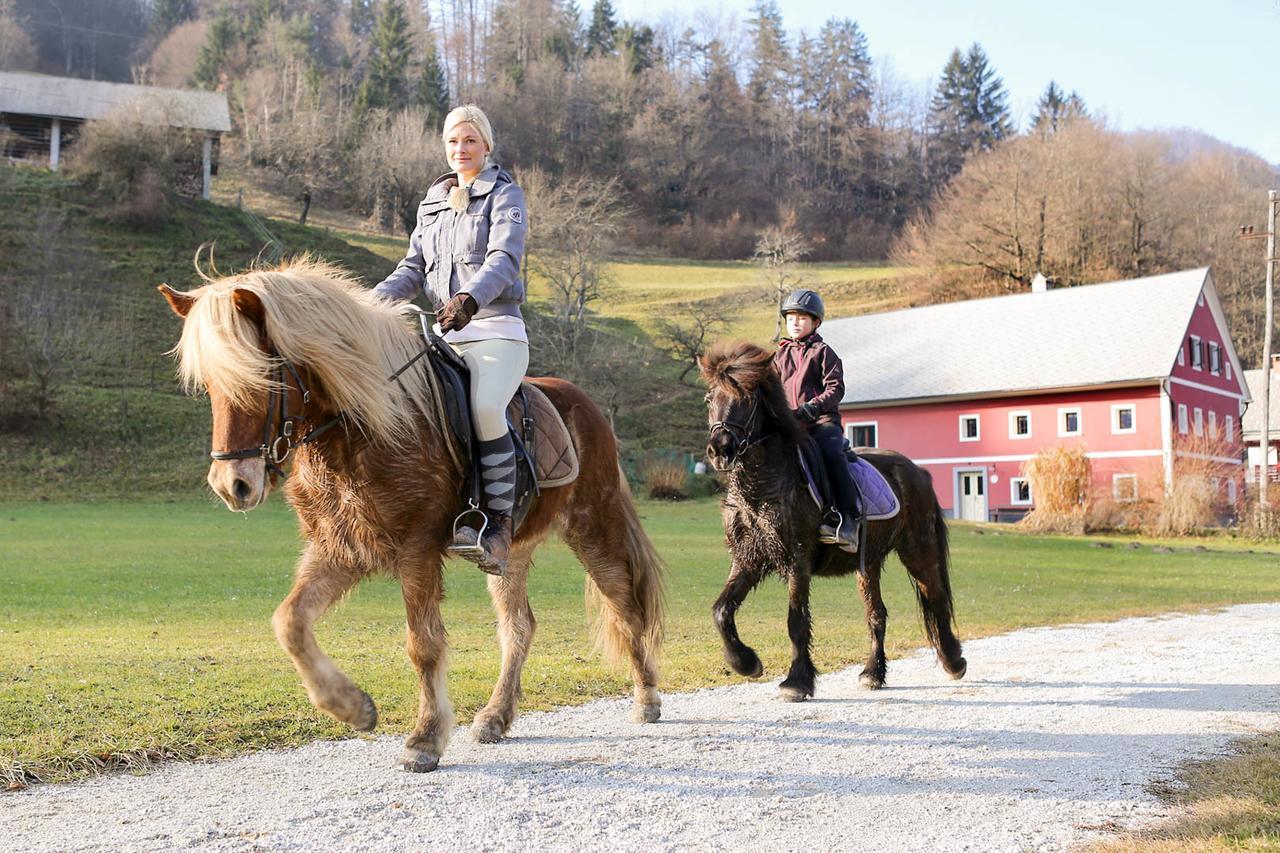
[232,288,266,329]
[158,283,195,318]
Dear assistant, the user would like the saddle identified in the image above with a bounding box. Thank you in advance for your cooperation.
[797,442,900,522]
[407,312,579,537]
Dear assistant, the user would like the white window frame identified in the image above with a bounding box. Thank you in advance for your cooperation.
[1209,341,1221,375]
[959,414,980,442]
[1209,410,1218,438]
[1226,362,1233,381]
[1113,473,1139,502]
[1227,478,1237,503]
[1177,346,1186,366]
[845,421,879,449]
[1057,406,1083,437]
[1225,414,1234,441]
[1190,335,1203,370]
[1008,410,1032,440]
[1111,403,1136,435]
[1193,407,1203,436]
[1010,477,1033,506]
[1178,403,1189,434]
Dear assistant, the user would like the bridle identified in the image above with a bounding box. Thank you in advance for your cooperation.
[209,352,340,480]
[708,390,772,469]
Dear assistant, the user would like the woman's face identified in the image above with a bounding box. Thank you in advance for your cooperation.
[445,121,488,182]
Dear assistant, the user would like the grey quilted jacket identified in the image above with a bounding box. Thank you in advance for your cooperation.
[373,163,527,318]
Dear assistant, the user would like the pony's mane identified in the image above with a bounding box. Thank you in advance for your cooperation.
[700,340,806,443]
[173,257,433,445]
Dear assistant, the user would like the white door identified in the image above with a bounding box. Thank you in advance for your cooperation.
[958,470,987,522]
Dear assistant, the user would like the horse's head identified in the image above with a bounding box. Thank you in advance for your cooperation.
[161,281,322,510]
[698,341,803,471]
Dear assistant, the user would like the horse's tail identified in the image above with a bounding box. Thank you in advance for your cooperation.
[585,464,666,673]
[914,498,958,655]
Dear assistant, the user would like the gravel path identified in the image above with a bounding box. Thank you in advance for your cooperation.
[9,604,1280,852]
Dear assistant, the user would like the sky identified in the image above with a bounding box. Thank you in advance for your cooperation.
[614,0,1280,166]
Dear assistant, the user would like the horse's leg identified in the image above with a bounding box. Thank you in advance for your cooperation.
[897,512,967,679]
[857,558,889,689]
[272,545,377,730]
[471,543,536,743]
[778,569,817,701]
[399,560,454,773]
[713,560,766,679]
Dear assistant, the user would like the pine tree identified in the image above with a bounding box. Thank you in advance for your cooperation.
[151,0,196,35]
[746,0,789,107]
[585,0,617,57]
[618,22,656,75]
[963,43,1010,146]
[350,0,376,37]
[414,46,450,126]
[192,7,237,88]
[358,0,413,112]
[927,43,1011,185]
[1031,81,1087,133]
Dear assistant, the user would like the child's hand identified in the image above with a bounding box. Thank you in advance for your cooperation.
[796,402,818,422]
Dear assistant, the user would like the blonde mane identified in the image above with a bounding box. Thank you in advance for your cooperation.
[173,257,435,445]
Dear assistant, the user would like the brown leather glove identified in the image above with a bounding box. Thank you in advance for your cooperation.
[438,293,478,332]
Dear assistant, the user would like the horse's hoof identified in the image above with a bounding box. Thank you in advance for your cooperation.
[947,657,968,680]
[727,648,764,679]
[632,702,661,723]
[352,692,378,732]
[778,684,811,702]
[470,715,506,744]
[399,746,440,773]
[858,671,885,690]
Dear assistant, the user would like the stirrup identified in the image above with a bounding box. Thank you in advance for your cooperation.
[818,509,843,545]
[447,503,489,560]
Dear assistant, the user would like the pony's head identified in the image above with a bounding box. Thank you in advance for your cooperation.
[160,258,427,511]
[698,340,804,470]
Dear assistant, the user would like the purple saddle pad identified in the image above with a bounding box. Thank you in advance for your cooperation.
[796,450,901,521]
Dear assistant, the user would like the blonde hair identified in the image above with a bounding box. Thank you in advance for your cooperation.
[442,104,495,158]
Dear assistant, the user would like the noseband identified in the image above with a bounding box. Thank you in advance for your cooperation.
[209,353,339,480]
[708,391,771,468]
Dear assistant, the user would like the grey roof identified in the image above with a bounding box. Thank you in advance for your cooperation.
[0,71,230,133]
[1242,368,1280,439]
[822,268,1226,406]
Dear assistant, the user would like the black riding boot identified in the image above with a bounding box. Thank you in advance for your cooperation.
[813,423,862,551]
[475,433,516,576]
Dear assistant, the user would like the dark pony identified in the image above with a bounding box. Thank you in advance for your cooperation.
[699,341,965,698]
[160,259,663,772]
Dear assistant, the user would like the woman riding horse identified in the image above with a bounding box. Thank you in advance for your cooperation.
[373,104,527,576]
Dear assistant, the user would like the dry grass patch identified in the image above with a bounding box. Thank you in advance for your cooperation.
[641,458,689,501]
[1095,730,1280,851]
[1019,445,1092,534]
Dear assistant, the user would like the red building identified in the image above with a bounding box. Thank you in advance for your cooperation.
[821,269,1250,521]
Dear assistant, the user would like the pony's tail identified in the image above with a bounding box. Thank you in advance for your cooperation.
[585,465,666,674]
[914,500,958,656]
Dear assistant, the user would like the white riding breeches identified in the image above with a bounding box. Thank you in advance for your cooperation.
[451,338,530,441]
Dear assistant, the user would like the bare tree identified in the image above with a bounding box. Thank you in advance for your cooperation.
[753,211,812,340]
[653,302,729,385]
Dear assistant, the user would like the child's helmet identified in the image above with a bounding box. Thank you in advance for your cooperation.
[780,289,824,322]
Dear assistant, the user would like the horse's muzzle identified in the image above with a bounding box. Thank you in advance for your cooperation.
[208,458,270,511]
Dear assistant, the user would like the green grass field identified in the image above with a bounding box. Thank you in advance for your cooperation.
[4,497,1279,785]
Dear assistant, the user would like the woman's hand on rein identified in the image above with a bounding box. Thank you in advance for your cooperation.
[438,293,478,332]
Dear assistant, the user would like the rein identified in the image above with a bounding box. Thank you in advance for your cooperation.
[708,391,772,469]
[209,353,340,480]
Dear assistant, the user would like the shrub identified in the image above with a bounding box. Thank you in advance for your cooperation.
[641,458,688,501]
[1018,445,1092,534]
[1149,436,1234,537]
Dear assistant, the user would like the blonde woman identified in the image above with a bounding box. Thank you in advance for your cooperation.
[374,104,528,575]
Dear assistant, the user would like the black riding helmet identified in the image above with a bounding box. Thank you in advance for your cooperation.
[780,289,824,323]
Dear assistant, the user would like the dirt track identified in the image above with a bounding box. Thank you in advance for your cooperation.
[9,604,1280,852]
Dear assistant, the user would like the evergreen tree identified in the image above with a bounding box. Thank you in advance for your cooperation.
[545,0,583,69]
[349,0,375,37]
[192,7,238,87]
[927,43,1011,185]
[414,46,450,126]
[963,43,1010,146]
[358,0,413,112]
[746,0,789,107]
[151,0,195,35]
[618,22,656,75]
[585,0,617,57]
[1031,80,1087,133]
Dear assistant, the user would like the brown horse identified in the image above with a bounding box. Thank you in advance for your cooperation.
[160,259,663,772]
[700,341,965,698]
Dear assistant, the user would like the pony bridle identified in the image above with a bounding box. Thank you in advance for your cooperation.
[708,391,770,469]
[209,353,338,480]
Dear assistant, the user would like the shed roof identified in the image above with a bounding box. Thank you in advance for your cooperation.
[821,268,1229,406]
[0,71,230,133]
[1242,369,1280,439]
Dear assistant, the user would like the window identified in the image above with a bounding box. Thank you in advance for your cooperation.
[1193,407,1204,436]
[1226,415,1235,441]
[1111,404,1136,435]
[1226,362,1233,380]
[1178,403,1189,434]
[1010,477,1032,506]
[1177,346,1186,366]
[1209,342,1221,375]
[1113,473,1139,502]
[845,422,878,448]
[1009,411,1031,439]
[959,414,980,442]
[1228,479,1238,503]
[1058,407,1082,437]
[1209,410,1218,438]
[1190,335,1203,370]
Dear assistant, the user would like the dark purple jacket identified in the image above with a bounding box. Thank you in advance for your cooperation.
[773,332,845,428]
